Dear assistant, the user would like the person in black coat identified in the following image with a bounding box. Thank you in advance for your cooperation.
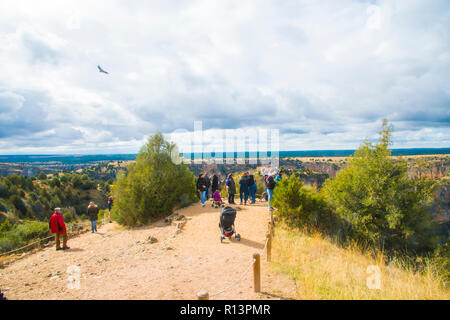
[197,174,208,207]
[211,174,219,194]
[204,174,211,200]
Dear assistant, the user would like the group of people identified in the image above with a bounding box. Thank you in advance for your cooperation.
[48,196,114,251]
[224,172,258,205]
[196,170,283,210]
[196,173,220,207]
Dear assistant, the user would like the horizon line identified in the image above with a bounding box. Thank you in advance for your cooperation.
[0,147,449,157]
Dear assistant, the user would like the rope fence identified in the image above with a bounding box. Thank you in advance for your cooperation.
[0,220,100,258]
[198,215,274,300]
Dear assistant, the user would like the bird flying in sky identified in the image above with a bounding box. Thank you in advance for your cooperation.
[97,65,109,74]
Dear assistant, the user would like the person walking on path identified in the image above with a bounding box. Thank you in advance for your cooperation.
[239,172,250,205]
[49,208,69,250]
[225,173,236,204]
[211,174,219,194]
[247,173,257,204]
[88,202,99,232]
[107,196,113,223]
[197,174,208,207]
[267,173,277,210]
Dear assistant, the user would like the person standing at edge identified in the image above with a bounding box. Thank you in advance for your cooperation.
[247,173,257,204]
[197,173,208,207]
[239,172,249,205]
[226,173,236,204]
[107,196,113,223]
[49,208,69,250]
[205,174,211,200]
[88,202,99,232]
[267,173,277,211]
[211,174,219,194]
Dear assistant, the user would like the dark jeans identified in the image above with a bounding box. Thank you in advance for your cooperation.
[249,184,257,203]
[240,189,249,204]
[228,193,235,204]
[91,220,97,232]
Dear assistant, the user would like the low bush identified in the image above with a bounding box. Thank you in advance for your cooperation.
[0,221,50,253]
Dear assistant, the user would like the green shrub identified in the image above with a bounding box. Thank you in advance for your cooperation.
[38,172,47,180]
[271,173,334,229]
[112,133,197,227]
[63,211,74,223]
[0,221,50,253]
[12,221,50,243]
[0,237,15,252]
[0,219,12,233]
[322,120,437,253]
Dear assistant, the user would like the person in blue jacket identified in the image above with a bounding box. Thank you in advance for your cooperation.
[239,172,250,205]
[247,174,257,204]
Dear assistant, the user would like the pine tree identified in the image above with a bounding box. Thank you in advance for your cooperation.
[111,133,197,226]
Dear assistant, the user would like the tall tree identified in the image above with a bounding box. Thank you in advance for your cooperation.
[112,132,197,226]
[322,119,437,252]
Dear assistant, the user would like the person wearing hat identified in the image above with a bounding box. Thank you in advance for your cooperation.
[49,208,69,250]
[87,202,99,232]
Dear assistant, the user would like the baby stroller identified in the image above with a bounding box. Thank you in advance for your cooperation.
[211,190,225,208]
[219,206,241,243]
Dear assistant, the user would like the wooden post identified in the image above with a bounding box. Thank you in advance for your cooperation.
[253,253,261,292]
[266,232,272,262]
[197,291,209,300]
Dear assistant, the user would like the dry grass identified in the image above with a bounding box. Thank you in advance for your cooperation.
[269,224,449,300]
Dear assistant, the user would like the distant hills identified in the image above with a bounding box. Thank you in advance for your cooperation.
[0,148,448,164]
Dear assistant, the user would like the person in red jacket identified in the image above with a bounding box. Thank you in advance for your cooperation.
[49,208,69,251]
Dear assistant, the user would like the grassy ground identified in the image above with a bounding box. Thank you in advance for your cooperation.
[269,223,449,300]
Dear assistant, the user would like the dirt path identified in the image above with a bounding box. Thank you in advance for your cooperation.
[0,200,296,300]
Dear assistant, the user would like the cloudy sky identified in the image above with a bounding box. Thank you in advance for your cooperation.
[0,0,449,154]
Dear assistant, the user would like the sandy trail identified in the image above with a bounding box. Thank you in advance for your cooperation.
[0,200,296,300]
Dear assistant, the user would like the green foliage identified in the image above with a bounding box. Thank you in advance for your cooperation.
[37,172,47,180]
[428,243,450,285]
[49,177,61,188]
[63,209,75,223]
[322,120,437,252]
[0,221,50,253]
[271,174,333,229]
[9,194,27,217]
[112,132,197,226]
[0,219,12,233]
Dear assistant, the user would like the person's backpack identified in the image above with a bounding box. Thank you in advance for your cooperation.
[267,176,276,189]
[248,175,255,187]
[226,178,230,186]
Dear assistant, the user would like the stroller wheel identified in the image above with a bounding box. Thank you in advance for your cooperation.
[236,234,241,241]
[220,236,224,243]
